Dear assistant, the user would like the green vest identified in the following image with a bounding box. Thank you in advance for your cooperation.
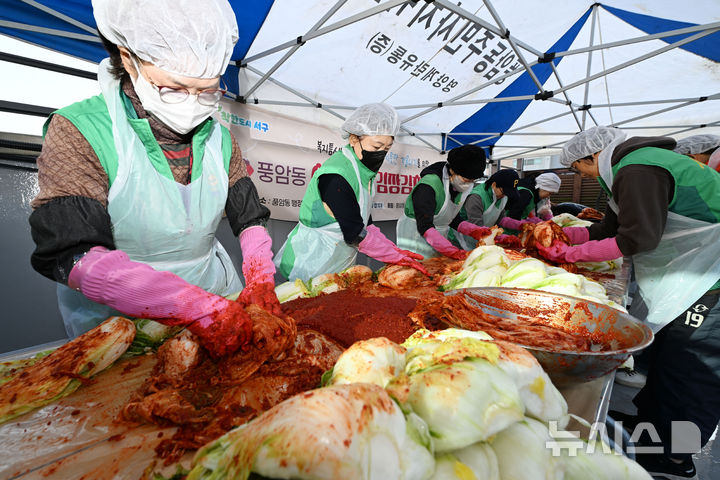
[297,145,376,228]
[45,93,232,185]
[599,147,720,223]
[404,173,461,219]
[517,185,537,219]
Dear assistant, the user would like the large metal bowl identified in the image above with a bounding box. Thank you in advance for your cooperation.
[445,287,654,386]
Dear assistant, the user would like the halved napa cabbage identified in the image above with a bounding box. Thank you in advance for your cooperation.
[500,258,548,288]
[0,317,135,424]
[309,273,342,296]
[461,265,507,288]
[402,328,497,375]
[441,247,510,291]
[561,439,652,479]
[338,265,374,285]
[551,213,593,228]
[187,383,435,480]
[275,279,311,303]
[493,340,568,428]
[430,442,500,480]
[462,245,509,271]
[405,358,524,452]
[404,329,567,428]
[581,279,608,299]
[490,417,565,480]
[327,337,407,388]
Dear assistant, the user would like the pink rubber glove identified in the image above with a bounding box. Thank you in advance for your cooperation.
[238,226,281,315]
[358,225,429,275]
[563,226,590,245]
[68,247,252,357]
[539,209,553,221]
[498,216,532,230]
[423,227,469,260]
[536,237,623,263]
[526,215,543,224]
[457,221,492,241]
[495,234,522,248]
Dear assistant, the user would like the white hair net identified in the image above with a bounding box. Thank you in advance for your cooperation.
[535,172,561,193]
[560,126,626,167]
[341,103,400,139]
[93,0,238,78]
[674,134,720,155]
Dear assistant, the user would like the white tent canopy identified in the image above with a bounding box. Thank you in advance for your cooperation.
[231,0,720,159]
[1,0,719,160]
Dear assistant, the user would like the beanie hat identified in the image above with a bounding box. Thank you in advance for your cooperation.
[535,172,561,193]
[487,169,520,201]
[447,144,487,179]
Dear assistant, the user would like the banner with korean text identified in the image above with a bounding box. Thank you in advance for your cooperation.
[217,100,444,221]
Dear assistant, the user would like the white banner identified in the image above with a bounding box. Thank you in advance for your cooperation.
[217,100,444,221]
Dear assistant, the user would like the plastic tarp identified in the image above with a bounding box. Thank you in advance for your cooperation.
[1,0,718,159]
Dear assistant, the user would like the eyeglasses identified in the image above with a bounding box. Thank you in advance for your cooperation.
[150,79,228,106]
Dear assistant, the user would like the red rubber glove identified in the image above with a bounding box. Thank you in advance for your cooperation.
[423,227,469,260]
[563,226,590,245]
[358,225,429,275]
[238,226,282,315]
[495,234,522,248]
[536,237,623,263]
[457,221,492,241]
[68,247,252,357]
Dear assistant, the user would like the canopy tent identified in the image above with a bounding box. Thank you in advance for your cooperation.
[1,0,718,162]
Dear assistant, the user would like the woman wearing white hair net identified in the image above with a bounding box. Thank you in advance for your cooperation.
[544,125,720,479]
[504,172,561,223]
[28,0,280,358]
[674,134,720,172]
[274,103,428,281]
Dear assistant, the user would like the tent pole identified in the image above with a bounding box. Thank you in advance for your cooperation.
[243,64,347,120]
[241,0,407,65]
[0,100,55,117]
[469,111,575,145]
[490,97,720,161]
[241,0,349,99]
[579,94,720,108]
[19,0,97,34]
[433,0,542,56]
[581,5,599,130]
[611,98,717,128]
[0,51,96,79]
[482,0,545,90]
[554,28,720,96]
[553,21,720,60]
[0,20,100,42]
[243,65,439,150]
[548,62,583,130]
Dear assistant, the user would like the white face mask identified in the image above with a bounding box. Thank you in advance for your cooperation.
[451,176,474,192]
[130,59,217,135]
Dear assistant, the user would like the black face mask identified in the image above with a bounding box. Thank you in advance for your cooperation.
[359,139,388,172]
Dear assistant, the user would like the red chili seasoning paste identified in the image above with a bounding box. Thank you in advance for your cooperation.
[281,290,422,348]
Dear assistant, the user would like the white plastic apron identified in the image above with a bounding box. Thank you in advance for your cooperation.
[632,212,720,332]
[58,59,241,338]
[275,146,373,282]
[397,165,472,258]
[597,143,720,332]
[456,188,507,250]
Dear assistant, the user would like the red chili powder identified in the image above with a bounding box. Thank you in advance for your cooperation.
[281,290,419,348]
